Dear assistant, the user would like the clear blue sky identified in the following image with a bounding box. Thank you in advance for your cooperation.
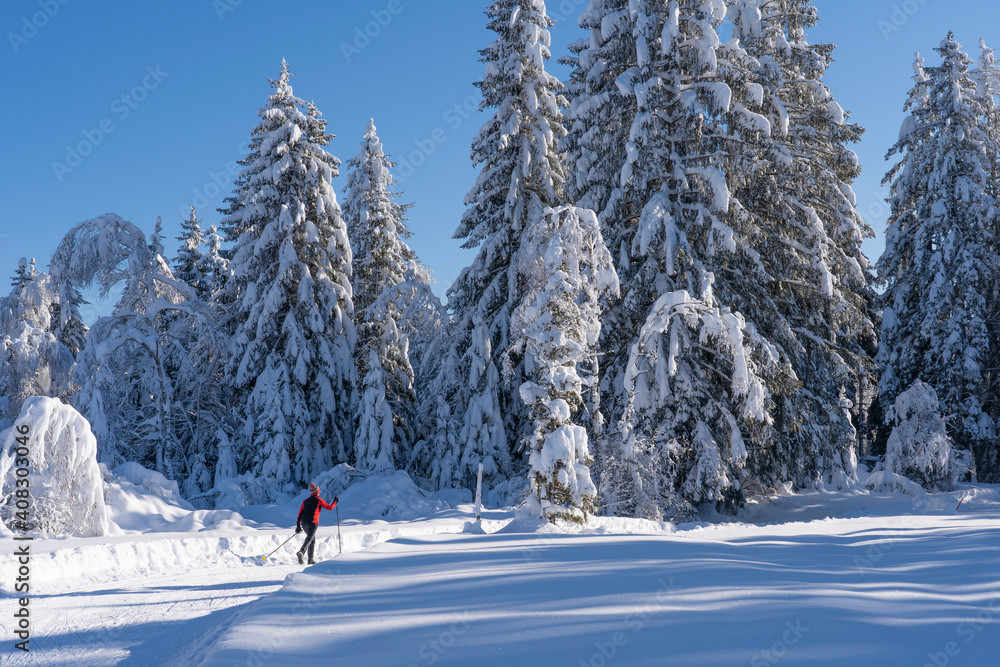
[1,0,997,322]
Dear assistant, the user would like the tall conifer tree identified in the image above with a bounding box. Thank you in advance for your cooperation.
[220,61,356,492]
[446,0,569,489]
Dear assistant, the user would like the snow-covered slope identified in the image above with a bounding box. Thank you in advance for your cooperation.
[7,469,1000,666]
[198,484,1000,667]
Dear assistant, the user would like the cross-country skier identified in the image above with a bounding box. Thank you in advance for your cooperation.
[295,483,338,564]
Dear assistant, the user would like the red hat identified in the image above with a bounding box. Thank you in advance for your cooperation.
[308,483,319,494]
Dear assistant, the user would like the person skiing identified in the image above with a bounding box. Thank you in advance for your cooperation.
[295,483,338,564]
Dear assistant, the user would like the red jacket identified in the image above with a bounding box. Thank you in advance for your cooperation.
[297,492,337,526]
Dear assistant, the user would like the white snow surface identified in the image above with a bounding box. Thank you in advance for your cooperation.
[4,470,1000,666]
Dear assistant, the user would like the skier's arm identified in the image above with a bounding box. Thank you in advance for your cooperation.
[319,496,337,511]
[295,501,305,532]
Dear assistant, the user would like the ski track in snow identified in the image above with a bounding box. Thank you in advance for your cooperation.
[199,498,1000,667]
[2,564,299,667]
[0,517,476,667]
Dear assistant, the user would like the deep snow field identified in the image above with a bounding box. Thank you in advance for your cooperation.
[3,467,1000,667]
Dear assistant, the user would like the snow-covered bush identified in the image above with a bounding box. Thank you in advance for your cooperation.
[0,397,108,536]
[884,381,957,490]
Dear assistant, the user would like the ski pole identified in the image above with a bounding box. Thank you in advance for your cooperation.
[336,503,343,555]
[261,533,297,561]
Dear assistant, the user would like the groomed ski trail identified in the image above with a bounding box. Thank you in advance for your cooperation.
[1,518,474,666]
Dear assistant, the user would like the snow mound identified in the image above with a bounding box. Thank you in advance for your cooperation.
[495,506,676,535]
[105,462,249,534]
[113,462,193,509]
[864,470,928,496]
[335,469,470,522]
[308,462,367,500]
[0,397,107,537]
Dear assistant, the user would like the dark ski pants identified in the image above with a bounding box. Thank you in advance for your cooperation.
[298,521,318,560]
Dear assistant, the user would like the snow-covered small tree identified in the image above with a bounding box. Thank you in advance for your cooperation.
[10,257,36,289]
[512,205,619,523]
[214,428,237,485]
[0,397,108,536]
[447,0,569,489]
[0,268,76,428]
[354,349,395,473]
[877,35,999,480]
[149,215,165,257]
[197,224,229,301]
[173,206,207,299]
[884,381,957,490]
[411,327,463,488]
[220,61,356,492]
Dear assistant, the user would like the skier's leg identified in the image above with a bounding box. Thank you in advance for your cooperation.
[300,522,317,562]
[306,522,318,562]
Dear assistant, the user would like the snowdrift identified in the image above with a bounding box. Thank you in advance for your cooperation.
[0,465,481,594]
[0,397,107,537]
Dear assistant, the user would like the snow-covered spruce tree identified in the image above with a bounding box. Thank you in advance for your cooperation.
[560,0,633,215]
[149,215,165,257]
[976,39,1000,197]
[219,62,355,494]
[0,264,76,428]
[512,205,618,523]
[197,224,229,301]
[355,349,396,474]
[883,381,958,490]
[173,206,208,300]
[446,0,568,490]
[10,257,36,289]
[411,331,463,488]
[877,35,999,481]
[343,119,417,472]
[165,211,231,497]
[725,0,877,489]
[565,1,780,518]
[4,257,89,362]
[560,0,650,508]
[976,39,1000,478]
